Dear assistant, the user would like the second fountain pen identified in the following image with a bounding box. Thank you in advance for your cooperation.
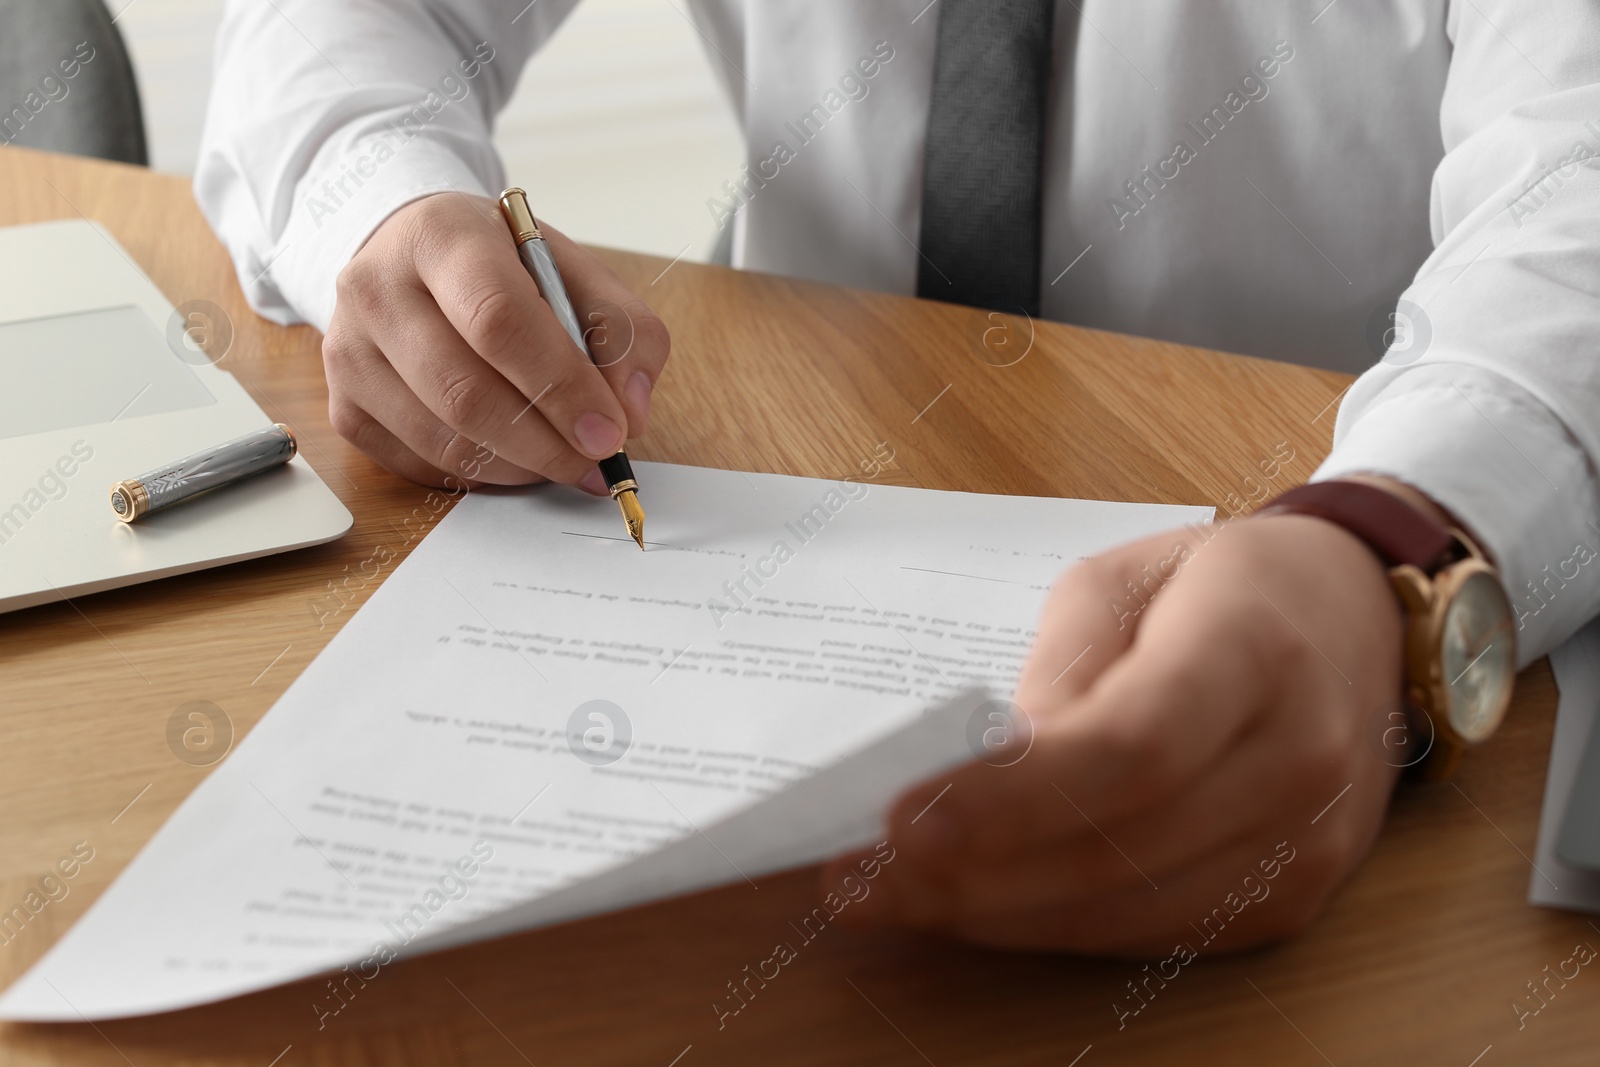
[497,187,645,549]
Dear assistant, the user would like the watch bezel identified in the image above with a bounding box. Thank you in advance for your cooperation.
[1401,554,1516,754]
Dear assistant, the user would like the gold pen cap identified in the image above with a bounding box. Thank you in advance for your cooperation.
[109,423,298,523]
[498,188,542,245]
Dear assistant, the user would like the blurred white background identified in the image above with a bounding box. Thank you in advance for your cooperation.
[111,0,745,261]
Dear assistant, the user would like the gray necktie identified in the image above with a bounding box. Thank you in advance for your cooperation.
[916,0,1058,315]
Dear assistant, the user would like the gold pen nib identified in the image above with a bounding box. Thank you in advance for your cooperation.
[615,488,645,549]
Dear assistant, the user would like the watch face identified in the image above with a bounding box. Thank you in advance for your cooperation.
[1440,568,1516,744]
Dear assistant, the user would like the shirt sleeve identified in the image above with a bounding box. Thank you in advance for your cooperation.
[194,0,580,331]
[1314,0,1600,666]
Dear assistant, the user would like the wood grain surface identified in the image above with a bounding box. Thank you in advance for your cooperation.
[0,146,1589,1066]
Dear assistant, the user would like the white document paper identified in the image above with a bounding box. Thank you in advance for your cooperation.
[0,462,1210,1020]
[1530,617,1600,911]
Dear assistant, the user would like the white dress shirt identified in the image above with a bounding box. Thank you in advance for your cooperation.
[196,0,1600,665]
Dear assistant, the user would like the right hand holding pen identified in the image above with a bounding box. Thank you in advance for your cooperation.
[322,193,668,491]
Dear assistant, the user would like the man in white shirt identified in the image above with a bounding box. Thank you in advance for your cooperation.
[197,0,1600,953]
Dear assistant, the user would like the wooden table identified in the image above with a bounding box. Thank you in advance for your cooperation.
[0,146,1588,1065]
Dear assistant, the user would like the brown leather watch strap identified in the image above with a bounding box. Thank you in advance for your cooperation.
[1260,481,1454,571]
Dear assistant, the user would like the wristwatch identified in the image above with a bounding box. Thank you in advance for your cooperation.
[1260,479,1516,780]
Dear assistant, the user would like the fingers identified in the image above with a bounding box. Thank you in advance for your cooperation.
[1010,524,1216,712]
[327,399,454,488]
[847,758,1385,956]
[356,284,601,486]
[931,531,1211,846]
[1013,554,1142,707]
[841,718,1348,932]
[323,323,602,491]
[825,518,1409,956]
[892,553,1274,868]
[830,517,1408,955]
[324,193,672,489]
[832,765,1352,955]
[540,223,671,437]
[410,209,630,463]
[941,833,1322,955]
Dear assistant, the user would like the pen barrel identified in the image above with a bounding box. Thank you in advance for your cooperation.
[517,237,587,354]
[598,451,636,494]
[499,187,642,528]
[113,424,297,520]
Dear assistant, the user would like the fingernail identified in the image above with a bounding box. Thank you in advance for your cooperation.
[625,372,652,424]
[574,413,623,457]
[578,468,608,496]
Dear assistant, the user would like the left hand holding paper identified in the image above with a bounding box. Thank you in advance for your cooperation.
[824,514,1406,953]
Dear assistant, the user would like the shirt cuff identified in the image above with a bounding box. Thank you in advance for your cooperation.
[1313,364,1600,667]
[267,134,499,332]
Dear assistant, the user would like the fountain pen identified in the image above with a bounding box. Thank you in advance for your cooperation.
[498,187,645,549]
